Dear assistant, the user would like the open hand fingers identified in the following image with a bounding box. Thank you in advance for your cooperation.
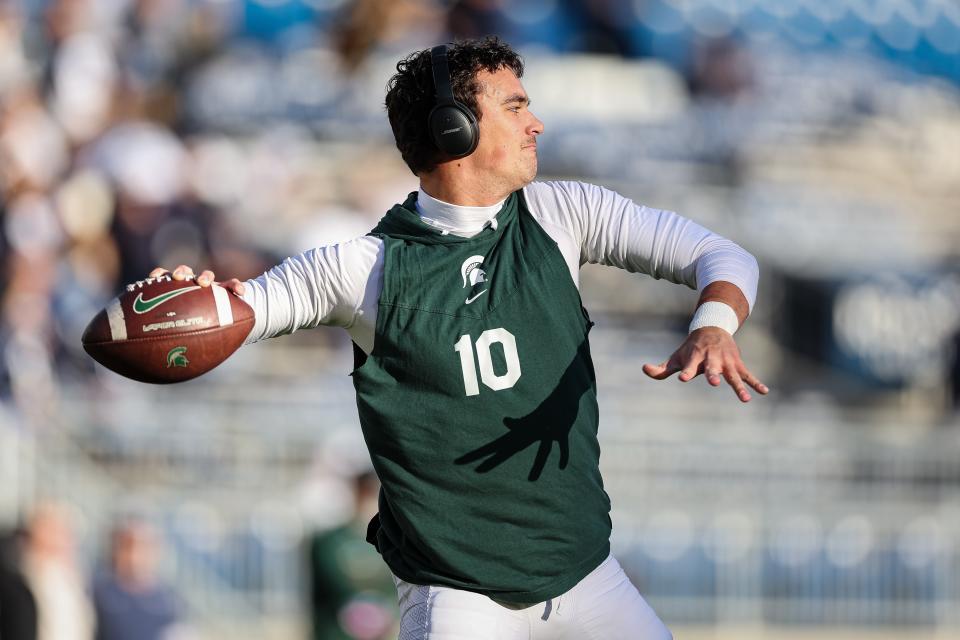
[741,368,769,396]
[723,364,774,402]
[677,350,706,382]
[642,357,682,380]
[703,354,724,387]
[645,330,769,401]
[644,349,711,383]
[719,367,751,403]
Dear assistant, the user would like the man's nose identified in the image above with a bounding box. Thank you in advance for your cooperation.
[529,112,544,136]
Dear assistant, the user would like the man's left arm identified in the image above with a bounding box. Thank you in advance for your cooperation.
[523,181,767,402]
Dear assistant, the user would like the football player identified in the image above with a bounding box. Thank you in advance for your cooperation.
[155,37,766,639]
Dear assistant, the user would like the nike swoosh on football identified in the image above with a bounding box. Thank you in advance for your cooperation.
[133,286,202,314]
[464,290,488,305]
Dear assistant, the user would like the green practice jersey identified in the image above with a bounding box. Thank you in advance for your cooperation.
[353,190,611,604]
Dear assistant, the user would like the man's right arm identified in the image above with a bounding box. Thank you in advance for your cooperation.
[154,236,382,346]
[242,236,382,344]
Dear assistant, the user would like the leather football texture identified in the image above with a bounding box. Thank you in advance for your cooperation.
[82,274,254,384]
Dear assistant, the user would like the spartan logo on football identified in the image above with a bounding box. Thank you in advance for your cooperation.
[460,255,488,305]
[166,346,190,368]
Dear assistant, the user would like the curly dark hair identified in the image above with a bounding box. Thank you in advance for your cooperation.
[385,36,524,176]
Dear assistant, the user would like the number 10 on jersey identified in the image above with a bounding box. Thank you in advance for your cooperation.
[454,328,522,396]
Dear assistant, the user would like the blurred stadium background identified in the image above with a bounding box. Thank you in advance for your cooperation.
[1,0,959,638]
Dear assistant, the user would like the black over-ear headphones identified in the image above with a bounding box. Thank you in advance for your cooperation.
[428,45,479,159]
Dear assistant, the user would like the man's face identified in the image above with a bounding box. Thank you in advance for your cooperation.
[469,67,544,192]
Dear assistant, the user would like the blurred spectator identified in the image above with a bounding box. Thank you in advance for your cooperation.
[687,37,755,101]
[22,503,95,640]
[92,518,183,640]
[561,0,636,55]
[0,526,38,640]
[308,471,396,640]
[332,0,443,71]
[446,0,504,42]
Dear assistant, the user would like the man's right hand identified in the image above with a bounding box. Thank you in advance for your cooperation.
[148,265,246,297]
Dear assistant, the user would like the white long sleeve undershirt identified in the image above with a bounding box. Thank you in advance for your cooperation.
[242,180,759,354]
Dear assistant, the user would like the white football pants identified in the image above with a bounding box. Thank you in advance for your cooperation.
[393,554,672,640]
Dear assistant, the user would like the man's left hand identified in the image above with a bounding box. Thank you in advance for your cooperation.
[642,327,769,403]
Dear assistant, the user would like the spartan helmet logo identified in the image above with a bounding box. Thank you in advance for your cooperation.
[461,255,486,289]
[166,346,189,368]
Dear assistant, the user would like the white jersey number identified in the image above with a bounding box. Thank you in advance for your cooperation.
[454,328,522,397]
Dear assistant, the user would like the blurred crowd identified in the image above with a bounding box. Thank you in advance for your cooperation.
[2,0,960,637]
[0,504,184,640]
[0,468,399,640]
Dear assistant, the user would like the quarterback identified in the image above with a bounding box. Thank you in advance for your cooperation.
[157,37,766,639]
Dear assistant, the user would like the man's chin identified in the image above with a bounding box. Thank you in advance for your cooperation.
[522,162,538,185]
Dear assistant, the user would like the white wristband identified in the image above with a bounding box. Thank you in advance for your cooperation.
[689,301,739,335]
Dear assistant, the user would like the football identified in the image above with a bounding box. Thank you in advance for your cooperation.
[82,274,254,384]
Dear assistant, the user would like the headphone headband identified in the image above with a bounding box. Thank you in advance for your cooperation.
[431,45,455,105]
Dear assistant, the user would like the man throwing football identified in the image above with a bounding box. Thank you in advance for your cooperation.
[154,36,766,639]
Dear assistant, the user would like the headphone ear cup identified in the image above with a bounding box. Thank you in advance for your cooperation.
[428,103,479,159]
